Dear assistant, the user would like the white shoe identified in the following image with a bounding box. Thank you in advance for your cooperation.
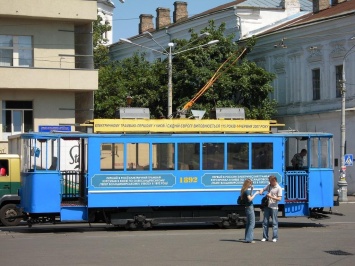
[272,238,277,243]
[261,238,267,242]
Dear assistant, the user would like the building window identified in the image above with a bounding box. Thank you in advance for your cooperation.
[2,101,33,136]
[0,35,33,67]
[336,65,343,98]
[312,68,320,100]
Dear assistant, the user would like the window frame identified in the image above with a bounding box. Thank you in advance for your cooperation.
[1,101,33,140]
[312,68,321,101]
[0,35,33,67]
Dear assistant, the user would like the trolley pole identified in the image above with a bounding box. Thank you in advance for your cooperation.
[167,44,173,118]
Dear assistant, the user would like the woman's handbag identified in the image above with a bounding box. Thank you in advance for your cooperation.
[237,195,246,205]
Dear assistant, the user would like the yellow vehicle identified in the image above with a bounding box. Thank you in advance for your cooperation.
[0,154,22,226]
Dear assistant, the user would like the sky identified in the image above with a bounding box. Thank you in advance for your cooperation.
[112,0,234,42]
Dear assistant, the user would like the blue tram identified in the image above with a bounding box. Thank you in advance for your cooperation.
[16,120,334,228]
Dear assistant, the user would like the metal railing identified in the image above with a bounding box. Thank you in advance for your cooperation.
[61,171,81,199]
[285,171,308,202]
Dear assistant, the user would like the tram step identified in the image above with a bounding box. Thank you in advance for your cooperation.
[61,200,86,207]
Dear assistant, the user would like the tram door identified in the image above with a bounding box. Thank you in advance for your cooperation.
[60,137,85,201]
[284,136,334,208]
[307,137,334,207]
[284,137,309,203]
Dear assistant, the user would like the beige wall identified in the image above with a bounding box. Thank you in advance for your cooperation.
[0,0,97,21]
[1,18,75,69]
[0,0,97,151]
[0,68,98,91]
[0,90,76,133]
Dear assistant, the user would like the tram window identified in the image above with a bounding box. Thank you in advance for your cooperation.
[127,143,149,171]
[310,138,332,168]
[152,143,175,170]
[203,143,224,170]
[100,143,124,170]
[31,139,59,171]
[178,143,200,170]
[227,143,249,170]
[252,143,273,169]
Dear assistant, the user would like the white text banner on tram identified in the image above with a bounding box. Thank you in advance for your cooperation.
[93,119,271,133]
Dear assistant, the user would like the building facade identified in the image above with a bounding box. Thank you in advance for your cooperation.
[110,0,312,62]
[97,0,115,45]
[0,0,98,153]
[243,0,355,194]
[109,0,355,194]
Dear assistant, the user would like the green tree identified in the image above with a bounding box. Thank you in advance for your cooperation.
[171,21,277,119]
[93,15,111,69]
[95,54,167,118]
[95,20,277,119]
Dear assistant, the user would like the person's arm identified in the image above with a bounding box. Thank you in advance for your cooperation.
[248,190,260,201]
[267,193,281,201]
[259,185,268,195]
[267,188,282,201]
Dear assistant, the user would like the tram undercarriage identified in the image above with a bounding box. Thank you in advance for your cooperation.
[104,206,260,229]
[20,206,261,229]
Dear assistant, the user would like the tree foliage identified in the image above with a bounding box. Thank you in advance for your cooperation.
[94,20,277,119]
[171,21,277,119]
[95,54,167,118]
[93,15,111,69]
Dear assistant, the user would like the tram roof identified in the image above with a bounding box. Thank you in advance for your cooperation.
[16,130,333,139]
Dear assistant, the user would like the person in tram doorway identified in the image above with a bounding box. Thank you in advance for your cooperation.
[259,175,282,243]
[291,149,307,169]
[240,178,259,243]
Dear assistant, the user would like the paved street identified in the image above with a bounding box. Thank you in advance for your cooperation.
[0,200,354,266]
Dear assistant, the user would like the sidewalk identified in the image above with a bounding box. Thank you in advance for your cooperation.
[334,195,355,203]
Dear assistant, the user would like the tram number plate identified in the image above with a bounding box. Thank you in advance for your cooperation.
[180,177,198,183]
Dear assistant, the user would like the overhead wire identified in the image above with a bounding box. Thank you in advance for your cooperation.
[178,46,248,115]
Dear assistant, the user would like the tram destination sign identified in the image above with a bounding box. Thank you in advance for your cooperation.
[92,119,278,133]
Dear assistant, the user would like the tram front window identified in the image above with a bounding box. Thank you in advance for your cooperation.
[22,138,59,171]
[310,138,332,168]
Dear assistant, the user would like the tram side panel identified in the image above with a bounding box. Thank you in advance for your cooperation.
[20,172,61,214]
[17,132,334,225]
[87,136,262,208]
[85,135,286,223]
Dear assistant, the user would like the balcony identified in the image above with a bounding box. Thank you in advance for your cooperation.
[0,67,98,91]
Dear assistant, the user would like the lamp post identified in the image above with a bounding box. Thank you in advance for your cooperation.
[126,95,133,107]
[120,33,219,118]
[338,37,355,202]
